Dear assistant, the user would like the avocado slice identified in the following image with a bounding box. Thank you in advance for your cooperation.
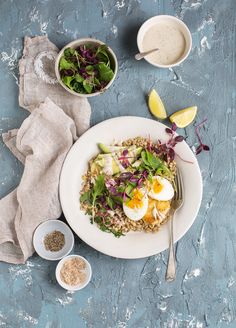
[98,143,126,154]
[91,146,142,175]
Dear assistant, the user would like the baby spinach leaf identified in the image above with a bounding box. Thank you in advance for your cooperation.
[86,65,94,72]
[64,47,76,58]
[62,76,74,88]
[146,150,162,169]
[75,73,84,83]
[96,45,110,65]
[97,63,114,82]
[83,79,93,93]
[72,81,85,93]
[59,57,76,70]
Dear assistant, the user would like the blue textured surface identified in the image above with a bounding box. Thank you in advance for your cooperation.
[0,0,236,327]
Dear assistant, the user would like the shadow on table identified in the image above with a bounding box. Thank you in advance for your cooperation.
[120,23,141,58]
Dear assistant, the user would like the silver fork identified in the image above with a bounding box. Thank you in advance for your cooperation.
[165,168,184,282]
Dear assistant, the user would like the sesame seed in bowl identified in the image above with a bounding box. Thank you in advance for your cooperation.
[56,255,92,291]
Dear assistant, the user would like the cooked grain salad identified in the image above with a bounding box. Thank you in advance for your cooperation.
[80,134,180,237]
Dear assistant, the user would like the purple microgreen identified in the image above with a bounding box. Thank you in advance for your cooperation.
[168,148,175,161]
[122,192,127,202]
[155,125,185,162]
[165,128,173,135]
[174,135,185,142]
[195,145,203,155]
[122,149,128,156]
[129,177,139,183]
[203,144,210,151]
[194,119,210,155]
[171,122,177,132]
[119,172,133,180]
[108,186,117,194]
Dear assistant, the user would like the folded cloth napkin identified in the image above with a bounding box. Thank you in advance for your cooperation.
[0,36,91,264]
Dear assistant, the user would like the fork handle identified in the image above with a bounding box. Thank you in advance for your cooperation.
[166,211,176,282]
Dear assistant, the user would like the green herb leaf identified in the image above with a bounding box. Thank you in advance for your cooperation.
[59,57,76,70]
[71,81,85,93]
[64,48,76,58]
[97,63,114,82]
[125,183,134,197]
[83,79,93,93]
[96,45,110,66]
[141,151,150,166]
[75,73,84,83]
[86,65,94,72]
[62,76,74,88]
[146,150,162,169]
[80,191,92,203]
[92,175,105,202]
[106,196,115,209]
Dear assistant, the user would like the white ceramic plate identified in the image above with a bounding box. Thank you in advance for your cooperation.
[59,117,202,259]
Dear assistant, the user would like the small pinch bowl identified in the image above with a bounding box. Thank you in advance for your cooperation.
[56,254,92,291]
[55,38,118,98]
[33,220,74,261]
[137,15,192,68]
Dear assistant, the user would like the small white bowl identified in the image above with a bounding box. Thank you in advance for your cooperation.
[56,255,92,291]
[55,38,118,97]
[137,15,192,68]
[33,220,74,261]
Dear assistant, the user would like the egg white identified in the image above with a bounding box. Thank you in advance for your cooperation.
[148,176,174,201]
[123,190,148,221]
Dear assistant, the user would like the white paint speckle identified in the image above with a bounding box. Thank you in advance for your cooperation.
[40,21,48,34]
[100,0,109,18]
[169,68,203,96]
[227,276,235,288]
[17,311,38,325]
[111,25,118,38]
[56,292,74,306]
[179,0,205,19]
[199,36,211,56]
[198,16,214,32]
[158,301,167,312]
[190,2,201,9]
[29,7,40,22]
[219,298,234,324]
[0,48,19,69]
[115,0,125,10]
[163,313,203,328]
[184,268,201,281]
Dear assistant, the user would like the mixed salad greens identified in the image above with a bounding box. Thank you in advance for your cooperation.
[80,140,176,237]
[59,44,115,94]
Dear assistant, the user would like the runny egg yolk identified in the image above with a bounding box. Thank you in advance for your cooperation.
[126,189,144,209]
[153,179,163,194]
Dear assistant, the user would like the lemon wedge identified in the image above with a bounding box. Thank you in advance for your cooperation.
[148,89,167,120]
[169,106,197,128]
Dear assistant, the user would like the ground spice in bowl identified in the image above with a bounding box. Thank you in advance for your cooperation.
[60,257,87,286]
[44,230,65,252]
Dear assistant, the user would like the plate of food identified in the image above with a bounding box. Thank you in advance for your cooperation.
[59,116,202,259]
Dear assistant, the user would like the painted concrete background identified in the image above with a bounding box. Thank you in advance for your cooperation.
[0,0,235,327]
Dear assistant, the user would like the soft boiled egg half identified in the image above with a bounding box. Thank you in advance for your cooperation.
[148,176,174,201]
[123,188,148,221]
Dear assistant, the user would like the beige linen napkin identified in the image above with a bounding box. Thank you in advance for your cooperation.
[0,36,91,264]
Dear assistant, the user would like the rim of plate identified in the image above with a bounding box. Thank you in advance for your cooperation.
[59,116,203,259]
